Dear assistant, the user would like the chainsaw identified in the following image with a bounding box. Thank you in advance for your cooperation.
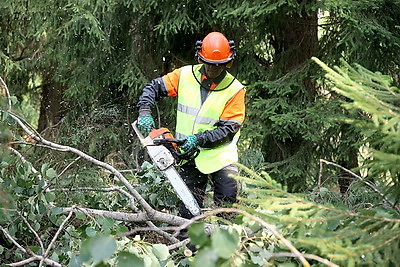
[132,121,201,216]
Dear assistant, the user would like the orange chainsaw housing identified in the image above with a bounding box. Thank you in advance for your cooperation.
[149,128,179,151]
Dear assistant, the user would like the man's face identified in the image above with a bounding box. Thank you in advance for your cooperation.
[204,63,225,79]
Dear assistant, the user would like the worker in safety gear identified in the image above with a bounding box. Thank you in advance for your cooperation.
[136,32,246,219]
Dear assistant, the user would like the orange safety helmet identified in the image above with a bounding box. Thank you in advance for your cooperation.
[195,32,236,65]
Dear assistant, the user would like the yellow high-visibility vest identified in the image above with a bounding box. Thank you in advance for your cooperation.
[176,64,243,174]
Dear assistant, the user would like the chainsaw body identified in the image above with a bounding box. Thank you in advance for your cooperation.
[132,121,201,216]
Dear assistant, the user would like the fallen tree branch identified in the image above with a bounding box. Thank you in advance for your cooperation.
[4,103,222,241]
[0,226,27,253]
[16,209,45,258]
[60,205,189,226]
[55,188,180,242]
[146,221,180,243]
[0,226,61,267]
[51,186,140,212]
[9,141,70,151]
[6,256,58,267]
[120,225,179,236]
[6,109,155,216]
[2,78,199,236]
[39,208,74,267]
[167,239,189,250]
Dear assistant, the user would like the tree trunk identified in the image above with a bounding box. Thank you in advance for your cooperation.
[337,124,361,194]
[263,10,319,191]
[37,74,66,133]
[280,14,318,71]
[274,10,318,92]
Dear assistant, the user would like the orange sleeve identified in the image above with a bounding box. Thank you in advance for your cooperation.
[220,88,246,123]
[162,68,181,97]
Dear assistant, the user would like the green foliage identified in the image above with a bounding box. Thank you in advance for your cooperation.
[313,57,400,202]
[187,222,247,266]
[321,0,400,78]
[3,0,399,194]
[2,1,400,266]
[72,231,173,266]
[56,104,131,160]
[136,161,180,210]
[0,156,173,266]
[0,160,76,264]
[236,167,400,266]
[309,186,381,212]
[242,67,333,190]
[221,0,400,193]
[1,0,148,110]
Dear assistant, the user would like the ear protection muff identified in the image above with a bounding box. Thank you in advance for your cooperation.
[228,40,236,61]
[227,40,236,68]
[194,40,203,60]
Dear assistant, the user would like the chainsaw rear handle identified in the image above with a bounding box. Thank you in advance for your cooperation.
[153,138,200,161]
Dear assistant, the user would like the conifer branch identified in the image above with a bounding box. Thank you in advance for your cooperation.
[268,252,339,267]
[320,159,400,214]
[170,207,311,267]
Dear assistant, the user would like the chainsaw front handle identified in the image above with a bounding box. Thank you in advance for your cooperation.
[131,120,153,147]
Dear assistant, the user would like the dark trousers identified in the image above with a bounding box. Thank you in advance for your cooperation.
[178,162,238,219]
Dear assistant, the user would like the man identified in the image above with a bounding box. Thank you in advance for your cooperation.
[136,32,246,219]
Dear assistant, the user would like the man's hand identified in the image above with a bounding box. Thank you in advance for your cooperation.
[179,135,198,151]
[137,114,155,134]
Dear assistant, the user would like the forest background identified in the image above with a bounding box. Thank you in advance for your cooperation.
[1,0,399,266]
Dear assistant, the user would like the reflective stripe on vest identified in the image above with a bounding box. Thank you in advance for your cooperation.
[176,64,243,174]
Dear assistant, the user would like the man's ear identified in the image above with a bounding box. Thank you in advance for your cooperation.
[226,61,233,68]
[198,58,203,64]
